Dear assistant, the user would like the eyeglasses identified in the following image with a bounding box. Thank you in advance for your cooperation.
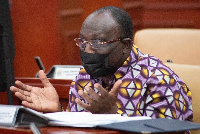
[74,38,131,50]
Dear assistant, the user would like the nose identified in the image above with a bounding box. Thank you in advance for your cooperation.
[84,42,95,53]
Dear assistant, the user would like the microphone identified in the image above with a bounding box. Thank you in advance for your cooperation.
[35,56,45,77]
[35,56,45,71]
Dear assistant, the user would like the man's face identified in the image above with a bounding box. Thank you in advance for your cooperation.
[79,11,126,68]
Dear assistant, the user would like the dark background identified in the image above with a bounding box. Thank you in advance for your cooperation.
[0,0,15,104]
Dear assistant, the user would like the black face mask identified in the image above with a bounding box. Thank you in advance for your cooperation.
[80,51,118,77]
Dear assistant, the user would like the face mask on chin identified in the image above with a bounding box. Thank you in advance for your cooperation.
[80,50,118,78]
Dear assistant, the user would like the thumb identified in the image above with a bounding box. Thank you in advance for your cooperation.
[109,79,122,95]
[39,70,53,87]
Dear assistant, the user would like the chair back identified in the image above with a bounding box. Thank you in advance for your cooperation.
[134,28,200,65]
[165,63,200,134]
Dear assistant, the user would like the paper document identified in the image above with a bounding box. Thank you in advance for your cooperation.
[43,112,151,127]
[0,106,17,124]
[0,105,49,127]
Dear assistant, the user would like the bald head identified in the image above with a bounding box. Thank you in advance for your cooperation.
[80,11,121,41]
[81,6,133,39]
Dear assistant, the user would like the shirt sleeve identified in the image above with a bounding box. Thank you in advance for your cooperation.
[143,73,192,120]
[117,66,193,121]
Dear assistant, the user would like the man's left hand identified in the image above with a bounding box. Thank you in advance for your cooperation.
[75,80,122,114]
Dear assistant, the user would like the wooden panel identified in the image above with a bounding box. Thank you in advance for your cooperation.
[0,125,189,134]
[58,0,82,65]
[122,0,144,32]
[59,7,82,65]
[60,31,81,65]
[0,92,8,104]
[59,0,81,10]
[142,0,200,29]
[143,0,199,3]
[10,1,60,77]
[10,0,200,78]
[0,92,20,105]
[0,126,122,134]
[59,9,82,31]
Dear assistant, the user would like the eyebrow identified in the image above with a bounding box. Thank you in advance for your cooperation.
[79,24,119,40]
[79,33,106,40]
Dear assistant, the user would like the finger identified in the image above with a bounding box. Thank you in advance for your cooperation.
[93,83,108,97]
[109,79,122,95]
[85,86,99,100]
[15,80,32,92]
[10,86,19,93]
[12,82,32,97]
[78,90,94,104]
[22,101,38,111]
[15,92,32,102]
[39,70,53,88]
[75,98,91,112]
[20,90,31,97]
[10,86,28,101]
[10,85,31,97]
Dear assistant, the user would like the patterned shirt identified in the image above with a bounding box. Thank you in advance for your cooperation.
[67,45,193,121]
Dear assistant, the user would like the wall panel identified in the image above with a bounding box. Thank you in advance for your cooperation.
[10,0,60,77]
[142,0,200,29]
[10,0,200,77]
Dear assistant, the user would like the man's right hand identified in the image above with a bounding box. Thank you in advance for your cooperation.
[10,70,62,113]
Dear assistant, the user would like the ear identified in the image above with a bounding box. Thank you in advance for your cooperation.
[121,39,133,54]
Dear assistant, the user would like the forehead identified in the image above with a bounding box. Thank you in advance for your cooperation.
[80,11,120,40]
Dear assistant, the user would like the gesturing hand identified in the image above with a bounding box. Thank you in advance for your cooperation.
[75,80,122,114]
[10,70,61,113]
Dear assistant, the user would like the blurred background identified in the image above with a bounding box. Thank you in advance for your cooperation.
[0,0,200,118]
[8,0,200,77]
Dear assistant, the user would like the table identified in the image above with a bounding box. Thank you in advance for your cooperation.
[0,125,185,134]
[7,78,189,134]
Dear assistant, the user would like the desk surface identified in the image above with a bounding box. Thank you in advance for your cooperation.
[0,126,123,134]
[0,126,186,134]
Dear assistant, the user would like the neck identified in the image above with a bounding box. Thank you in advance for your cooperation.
[102,75,115,87]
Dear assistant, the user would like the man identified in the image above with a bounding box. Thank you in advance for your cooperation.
[10,6,193,121]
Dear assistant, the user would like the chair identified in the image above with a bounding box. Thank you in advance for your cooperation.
[165,63,200,134]
[134,28,200,65]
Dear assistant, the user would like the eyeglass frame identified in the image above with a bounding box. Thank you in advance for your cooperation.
[74,37,132,50]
